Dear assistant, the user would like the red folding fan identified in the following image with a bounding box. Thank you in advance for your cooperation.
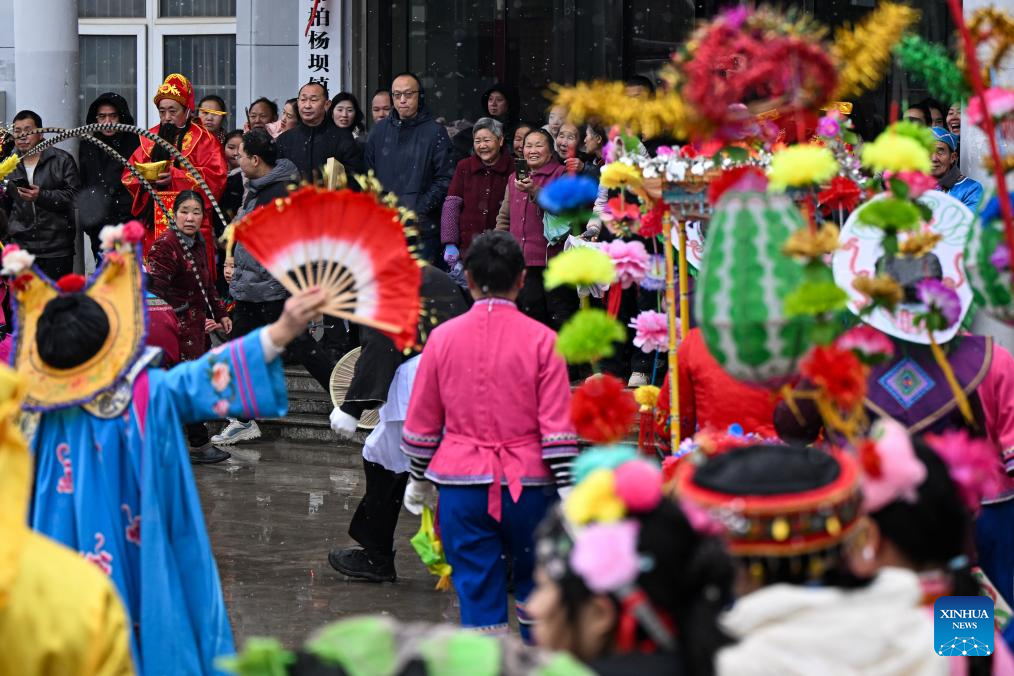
[233,186,421,349]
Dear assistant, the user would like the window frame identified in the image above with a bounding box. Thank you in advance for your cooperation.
[78,0,236,128]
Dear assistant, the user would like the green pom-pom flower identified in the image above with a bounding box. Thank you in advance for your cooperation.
[556,309,626,364]
[857,197,923,231]
[894,35,970,105]
[216,638,295,676]
[784,280,849,318]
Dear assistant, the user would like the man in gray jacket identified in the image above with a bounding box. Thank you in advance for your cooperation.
[212,129,336,445]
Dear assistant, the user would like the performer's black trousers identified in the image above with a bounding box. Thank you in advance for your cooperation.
[231,299,335,420]
[349,458,409,556]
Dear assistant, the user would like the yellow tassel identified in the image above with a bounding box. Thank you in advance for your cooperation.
[435,574,452,592]
[221,223,237,258]
[928,333,976,427]
[831,2,921,100]
[0,153,20,182]
[780,384,807,427]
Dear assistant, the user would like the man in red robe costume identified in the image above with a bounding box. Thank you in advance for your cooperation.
[122,73,226,275]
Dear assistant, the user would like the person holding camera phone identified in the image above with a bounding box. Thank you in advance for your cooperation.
[2,110,80,280]
[494,128,577,331]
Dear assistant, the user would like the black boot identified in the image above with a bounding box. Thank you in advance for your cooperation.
[328,547,396,583]
[189,443,231,464]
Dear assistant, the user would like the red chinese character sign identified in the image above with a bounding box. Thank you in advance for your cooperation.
[299,0,344,94]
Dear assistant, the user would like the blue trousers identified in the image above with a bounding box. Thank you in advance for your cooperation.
[977,499,1014,648]
[438,484,557,638]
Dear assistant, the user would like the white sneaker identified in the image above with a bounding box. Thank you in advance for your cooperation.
[627,372,649,387]
[211,419,262,445]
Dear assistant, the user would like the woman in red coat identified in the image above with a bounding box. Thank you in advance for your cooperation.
[440,117,513,266]
[146,191,232,462]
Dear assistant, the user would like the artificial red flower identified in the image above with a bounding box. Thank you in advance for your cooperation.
[707,165,768,205]
[605,196,641,223]
[638,201,666,238]
[56,274,87,293]
[857,439,883,478]
[571,374,638,444]
[818,176,861,214]
[800,344,868,410]
[11,273,32,293]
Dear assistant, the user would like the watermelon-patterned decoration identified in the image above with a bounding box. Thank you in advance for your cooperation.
[967,192,1014,326]
[695,191,811,388]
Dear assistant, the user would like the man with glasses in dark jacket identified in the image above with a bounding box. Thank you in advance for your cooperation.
[276,81,364,184]
[366,73,454,265]
[2,110,81,279]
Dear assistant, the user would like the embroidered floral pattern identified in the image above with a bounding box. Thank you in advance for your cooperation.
[83,532,113,575]
[211,362,231,393]
[122,504,141,545]
[56,443,73,494]
[212,399,230,417]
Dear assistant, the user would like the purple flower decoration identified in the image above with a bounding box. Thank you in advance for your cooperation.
[816,114,841,139]
[640,254,666,291]
[916,278,962,329]
[991,243,1011,270]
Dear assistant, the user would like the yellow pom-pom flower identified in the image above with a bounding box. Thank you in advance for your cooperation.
[861,133,932,174]
[766,145,839,191]
[0,154,20,182]
[544,246,616,289]
[634,385,660,410]
[599,162,644,190]
[563,468,626,525]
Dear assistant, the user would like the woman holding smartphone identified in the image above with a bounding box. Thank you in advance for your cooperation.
[494,128,575,330]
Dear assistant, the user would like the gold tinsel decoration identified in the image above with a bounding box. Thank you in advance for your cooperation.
[550,81,691,140]
[967,8,1014,86]
[830,2,921,100]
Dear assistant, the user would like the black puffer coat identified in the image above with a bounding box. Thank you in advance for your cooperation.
[2,147,81,258]
[276,117,364,183]
[77,92,140,234]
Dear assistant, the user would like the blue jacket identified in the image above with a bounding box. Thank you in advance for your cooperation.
[938,166,984,213]
[365,102,454,231]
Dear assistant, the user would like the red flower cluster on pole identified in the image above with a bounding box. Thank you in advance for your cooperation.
[571,374,638,444]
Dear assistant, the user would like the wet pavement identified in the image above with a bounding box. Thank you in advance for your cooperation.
[193,440,459,648]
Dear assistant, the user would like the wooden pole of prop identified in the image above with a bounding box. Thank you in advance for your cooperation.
[663,210,680,451]
[946,0,1014,278]
[678,220,691,337]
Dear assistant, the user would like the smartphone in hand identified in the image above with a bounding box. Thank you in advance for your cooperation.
[515,158,530,181]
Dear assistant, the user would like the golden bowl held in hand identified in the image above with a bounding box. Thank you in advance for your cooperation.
[134,160,168,182]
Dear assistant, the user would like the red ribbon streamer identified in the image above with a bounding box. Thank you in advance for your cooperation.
[304,0,322,37]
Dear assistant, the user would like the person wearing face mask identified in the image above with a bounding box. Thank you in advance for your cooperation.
[330,92,366,141]
[440,117,513,273]
[122,73,227,274]
[366,72,455,266]
[78,93,140,262]
[494,128,575,330]
[276,82,364,183]
[147,191,232,463]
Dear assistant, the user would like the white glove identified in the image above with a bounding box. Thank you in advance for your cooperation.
[329,407,359,439]
[403,478,437,516]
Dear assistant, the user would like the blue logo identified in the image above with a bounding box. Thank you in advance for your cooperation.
[934,596,994,656]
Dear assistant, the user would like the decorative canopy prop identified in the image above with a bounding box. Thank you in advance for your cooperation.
[833,190,974,345]
[232,187,422,350]
[695,191,810,388]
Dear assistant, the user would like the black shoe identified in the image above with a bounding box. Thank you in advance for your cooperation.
[189,443,231,464]
[328,547,396,583]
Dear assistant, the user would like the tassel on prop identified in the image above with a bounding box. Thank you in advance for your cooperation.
[915,278,975,427]
[410,507,453,592]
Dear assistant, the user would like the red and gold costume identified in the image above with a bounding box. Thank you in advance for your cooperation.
[122,73,226,276]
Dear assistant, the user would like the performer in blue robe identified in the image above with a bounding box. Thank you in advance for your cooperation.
[5,230,326,675]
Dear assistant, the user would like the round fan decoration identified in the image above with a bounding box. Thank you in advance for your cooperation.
[234,187,422,350]
[329,347,380,430]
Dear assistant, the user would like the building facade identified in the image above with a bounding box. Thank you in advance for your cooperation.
[0,0,963,134]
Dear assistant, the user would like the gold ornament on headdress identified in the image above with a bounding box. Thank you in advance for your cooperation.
[830,2,921,100]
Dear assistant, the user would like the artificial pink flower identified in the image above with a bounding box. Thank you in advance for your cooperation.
[210,362,231,393]
[602,240,649,288]
[570,520,641,593]
[122,220,146,244]
[885,170,937,199]
[629,310,670,353]
[967,87,1014,126]
[925,430,1005,514]
[861,418,927,513]
[834,325,895,365]
[816,112,841,138]
[212,399,230,417]
[654,145,675,156]
[614,460,663,513]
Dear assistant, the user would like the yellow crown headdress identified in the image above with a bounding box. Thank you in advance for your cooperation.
[5,228,146,412]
